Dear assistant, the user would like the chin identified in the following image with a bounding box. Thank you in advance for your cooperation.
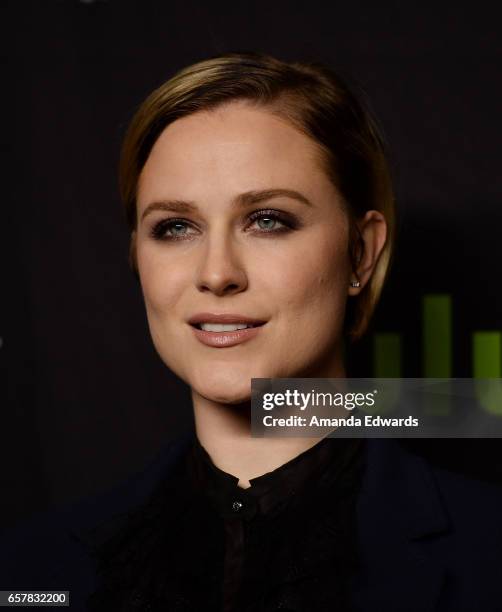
[193,381,252,405]
[188,363,263,404]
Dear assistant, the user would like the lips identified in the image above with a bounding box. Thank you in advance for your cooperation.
[194,322,261,331]
[187,312,267,326]
[187,313,268,348]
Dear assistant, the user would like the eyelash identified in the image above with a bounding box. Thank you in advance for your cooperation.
[149,209,298,242]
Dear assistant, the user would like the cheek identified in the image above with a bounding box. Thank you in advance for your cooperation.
[137,248,186,316]
[267,235,349,319]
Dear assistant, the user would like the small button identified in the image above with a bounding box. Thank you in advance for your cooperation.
[232,500,243,512]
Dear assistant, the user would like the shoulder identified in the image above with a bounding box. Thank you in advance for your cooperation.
[0,433,193,609]
[356,438,502,611]
[365,437,502,539]
[426,449,502,555]
[402,438,502,529]
[364,436,502,502]
[412,443,502,608]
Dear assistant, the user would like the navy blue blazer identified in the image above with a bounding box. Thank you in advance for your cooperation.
[2,434,502,611]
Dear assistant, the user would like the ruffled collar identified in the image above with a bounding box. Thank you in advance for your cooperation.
[189,435,363,521]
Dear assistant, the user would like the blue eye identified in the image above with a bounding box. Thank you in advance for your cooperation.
[149,209,297,242]
[150,219,195,241]
[168,222,189,236]
[248,209,295,234]
[254,216,280,231]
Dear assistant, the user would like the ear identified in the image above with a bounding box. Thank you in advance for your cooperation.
[348,211,387,296]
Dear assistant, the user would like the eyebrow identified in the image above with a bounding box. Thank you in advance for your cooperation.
[140,188,314,222]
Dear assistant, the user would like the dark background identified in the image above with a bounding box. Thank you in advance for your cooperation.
[3,0,502,528]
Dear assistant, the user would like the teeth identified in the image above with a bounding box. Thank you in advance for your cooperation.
[199,323,253,332]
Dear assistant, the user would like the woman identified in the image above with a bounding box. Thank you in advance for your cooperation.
[2,51,502,612]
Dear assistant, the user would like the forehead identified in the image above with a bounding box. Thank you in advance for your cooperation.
[137,101,334,208]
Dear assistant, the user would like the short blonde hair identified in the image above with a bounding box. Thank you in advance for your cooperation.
[119,51,396,341]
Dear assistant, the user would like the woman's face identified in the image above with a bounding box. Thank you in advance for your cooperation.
[135,100,354,404]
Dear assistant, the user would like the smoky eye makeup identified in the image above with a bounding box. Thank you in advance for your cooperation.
[147,208,303,242]
[149,218,195,241]
[246,208,301,232]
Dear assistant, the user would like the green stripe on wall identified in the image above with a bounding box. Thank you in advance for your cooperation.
[473,332,502,377]
[373,333,402,378]
[423,294,452,377]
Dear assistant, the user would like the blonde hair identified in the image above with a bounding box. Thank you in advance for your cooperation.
[119,51,396,341]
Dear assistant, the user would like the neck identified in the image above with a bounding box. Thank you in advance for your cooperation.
[191,354,347,489]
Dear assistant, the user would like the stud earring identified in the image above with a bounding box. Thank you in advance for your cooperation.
[350,280,360,288]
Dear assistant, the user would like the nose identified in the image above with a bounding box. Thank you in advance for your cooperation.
[195,232,248,297]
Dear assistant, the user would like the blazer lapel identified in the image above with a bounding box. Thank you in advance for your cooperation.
[352,438,451,612]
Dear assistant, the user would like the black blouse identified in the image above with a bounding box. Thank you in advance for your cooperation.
[84,433,366,612]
